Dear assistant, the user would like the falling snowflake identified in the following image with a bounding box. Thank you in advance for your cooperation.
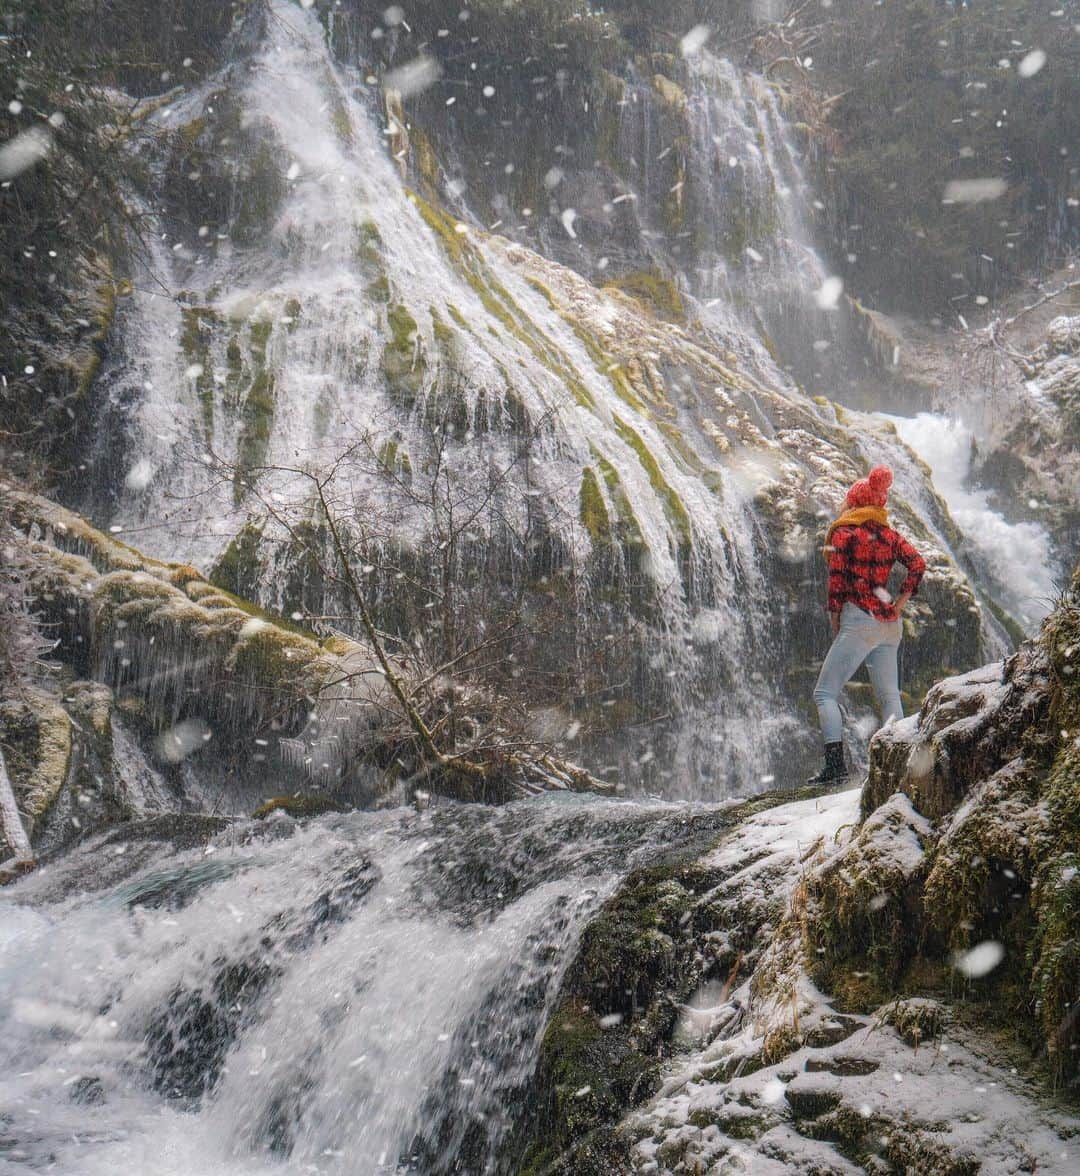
[125,459,154,491]
[155,719,213,763]
[815,276,844,309]
[384,56,443,100]
[0,126,52,180]
[1017,49,1047,78]
[952,940,1005,978]
[942,178,1008,204]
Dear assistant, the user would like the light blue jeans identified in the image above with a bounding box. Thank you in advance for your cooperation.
[813,603,903,744]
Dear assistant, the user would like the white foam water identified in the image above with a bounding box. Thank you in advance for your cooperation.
[886,412,1057,630]
[0,796,733,1175]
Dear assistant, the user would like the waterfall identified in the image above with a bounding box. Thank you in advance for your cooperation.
[680,50,858,398]
[0,795,731,1174]
[882,412,1058,630]
[87,0,804,798]
[71,1,1001,799]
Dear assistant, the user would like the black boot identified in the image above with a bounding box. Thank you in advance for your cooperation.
[807,742,848,787]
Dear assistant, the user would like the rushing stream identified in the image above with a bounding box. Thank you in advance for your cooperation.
[0,794,737,1175]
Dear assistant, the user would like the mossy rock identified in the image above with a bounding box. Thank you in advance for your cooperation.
[0,688,73,838]
[650,72,688,114]
[233,320,278,501]
[612,416,692,556]
[880,996,946,1048]
[377,438,412,480]
[603,269,686,324]
[211,520,265,601]
[381,302,426,407]
[579,467,612,546]
[803,793,932,1008]
[179,305,218,438]
[252,793,347,820]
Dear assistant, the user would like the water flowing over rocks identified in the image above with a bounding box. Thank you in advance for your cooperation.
[0,483,609,868]
[1,566,1076,1172]
[19,0,1009,796]
[3,4,1078,1171]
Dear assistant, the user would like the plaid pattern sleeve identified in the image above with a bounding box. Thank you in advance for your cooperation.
[826,524,926,621]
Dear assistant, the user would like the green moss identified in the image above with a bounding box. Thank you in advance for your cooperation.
[253,792,346,820]
[176,115,207,146]
[367,274,391,303]
[180,306,218,438]
[1030,854,1080,1075]
[518,999,645,1175]
[0,689,72,833]
[320,63,353,147]
[410,124,440,192]
[594,456,646,563]
[407,190,594,409]
[356,219,383,266]
[64,260,120,402]
[249,318,272,365]
[660,146,687,236]
[429,305,456,349]
[234,320,277,502]
[579,467,611,545]
[377,438,412,479]
[210,520,265,601]
[604,269,686,324]
[803,797,931,1009]
[612,416,692,554]
[382,302,426,407]
[225,334,245,406]
[880,997,946,1048]
[650,72,687,113]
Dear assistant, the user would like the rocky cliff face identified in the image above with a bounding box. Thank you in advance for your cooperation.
[514,564,1079,1171]
[0,483,611,867]
[1,0,1053,801]
[10,0,1015,797]
[852,560,1080,1082]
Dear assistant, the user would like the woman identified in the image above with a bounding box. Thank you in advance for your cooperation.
[809,465,926,786]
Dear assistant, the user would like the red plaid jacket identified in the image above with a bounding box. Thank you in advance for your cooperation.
[826,522,926,621]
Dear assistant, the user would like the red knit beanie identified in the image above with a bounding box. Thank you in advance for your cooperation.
[845,465,893,509]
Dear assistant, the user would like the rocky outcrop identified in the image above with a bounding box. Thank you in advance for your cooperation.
[976,311,1080,562]
[508,786,857,1174]
[805,560,1080,1084]
[519,568,1079,1172]
[521,765,1080,1172]
[0,485,607,863]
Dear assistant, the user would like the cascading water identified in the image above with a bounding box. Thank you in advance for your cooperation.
[84,0,810,797]
[69,1,1003,798]
[0,795,737,1175]
[882,412,1059,631]
[646,48,862,401]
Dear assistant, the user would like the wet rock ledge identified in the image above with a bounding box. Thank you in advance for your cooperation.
[518,562,1080,1173]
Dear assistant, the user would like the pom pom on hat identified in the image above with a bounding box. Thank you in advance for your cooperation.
[845,465,893,509]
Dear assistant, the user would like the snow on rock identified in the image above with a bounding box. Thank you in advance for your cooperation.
[865,652,1047,820]
[622,788,1079,1174]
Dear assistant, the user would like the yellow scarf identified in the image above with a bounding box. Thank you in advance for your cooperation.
[825,505,889,548]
